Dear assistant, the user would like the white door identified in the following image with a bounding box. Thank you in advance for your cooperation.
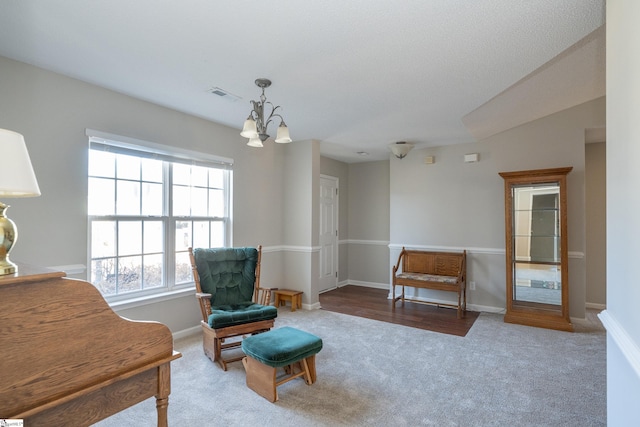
[319,175,338,292]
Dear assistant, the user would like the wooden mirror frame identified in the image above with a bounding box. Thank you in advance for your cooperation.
[499,167,573,332]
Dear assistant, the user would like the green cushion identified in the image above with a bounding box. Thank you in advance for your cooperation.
[208,303,277,329]
[193,247,258,306]
[193,247,278,329]
[241,326,323,368]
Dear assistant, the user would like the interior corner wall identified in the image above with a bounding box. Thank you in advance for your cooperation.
[0,55,288,332]
[347,160,390,288]
[585,141,606,307]
[320,156,349,284]
[281,140,320,305]
[390,97,605,317]
[604,1,640,424]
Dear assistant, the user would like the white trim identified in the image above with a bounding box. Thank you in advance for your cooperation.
[467,303,505,314]
[598,310,640,379]
[172,325,201,341]
[86,128,233,165]
[347,280,389,290]
[303,302,322,310]
[386,291,505,314]
[262,245,321,253]
[109,286,195,311]
[347,239,390,246]
[389,243,504,256]
[586,302,606,310]
[388,243,585,258]
[48,264,86,275]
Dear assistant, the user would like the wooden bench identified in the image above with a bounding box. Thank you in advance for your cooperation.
[392,248,467,319]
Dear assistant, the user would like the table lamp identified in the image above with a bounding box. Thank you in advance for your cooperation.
[0,128,41,275]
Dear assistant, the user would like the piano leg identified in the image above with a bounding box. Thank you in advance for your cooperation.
[155,363,171,427]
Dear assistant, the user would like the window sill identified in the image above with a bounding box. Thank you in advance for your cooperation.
[108,286,195,311]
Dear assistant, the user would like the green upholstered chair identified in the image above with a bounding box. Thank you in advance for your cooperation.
[188,246,277,370]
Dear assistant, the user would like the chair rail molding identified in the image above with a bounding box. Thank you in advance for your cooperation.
[598,310,640,379]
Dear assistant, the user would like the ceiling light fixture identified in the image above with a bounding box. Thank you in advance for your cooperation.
[388,141,414,159]
[240,78,291,147]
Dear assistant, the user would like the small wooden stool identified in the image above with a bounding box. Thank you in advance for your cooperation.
[241,326,323,402]
[273,289,303,312]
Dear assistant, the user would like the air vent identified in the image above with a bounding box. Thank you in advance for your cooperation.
[207,87,241,102]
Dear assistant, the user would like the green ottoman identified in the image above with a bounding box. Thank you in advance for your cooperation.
[241,326,323,402]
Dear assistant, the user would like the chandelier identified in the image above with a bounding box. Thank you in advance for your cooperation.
[240,78,291,147]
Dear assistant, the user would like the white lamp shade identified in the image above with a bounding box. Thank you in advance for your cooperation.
[388,141,414,159]
[247,137,264,148]
[0,129,40,197]
[240,117,258,138]
[274,123,292,143]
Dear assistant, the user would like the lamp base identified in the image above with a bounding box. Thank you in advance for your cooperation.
[0,201,18,276]
[0,258,16,275]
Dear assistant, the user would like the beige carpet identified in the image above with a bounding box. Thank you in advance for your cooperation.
[94,308,606,426]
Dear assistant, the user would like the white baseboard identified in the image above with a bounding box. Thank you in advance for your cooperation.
[387,291,505,314]
[172,325,200,341]
[335,282,507,314]
[303,302,322,310]
[345,280,389,290]
[586,302,606,310]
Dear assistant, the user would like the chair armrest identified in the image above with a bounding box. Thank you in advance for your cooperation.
[255,287,277,306]
[195,292,212,322]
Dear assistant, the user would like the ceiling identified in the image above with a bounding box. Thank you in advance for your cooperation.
[0,0,605,163]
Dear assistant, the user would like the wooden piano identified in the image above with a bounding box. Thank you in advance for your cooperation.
[0,264,181,426]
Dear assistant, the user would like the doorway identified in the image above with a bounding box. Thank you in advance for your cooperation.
[319,175,338,293]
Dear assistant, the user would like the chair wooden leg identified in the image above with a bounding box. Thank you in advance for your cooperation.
[201,325,217,364]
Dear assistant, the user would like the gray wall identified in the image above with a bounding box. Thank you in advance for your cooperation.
[1,52,610,335]
[585,142,606,307]
[0,55,295,333]
[390,97,605,318]
[603,1,640,423]
[347,161,390,288]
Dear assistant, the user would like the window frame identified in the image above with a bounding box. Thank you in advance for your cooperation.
[86,129,234,303]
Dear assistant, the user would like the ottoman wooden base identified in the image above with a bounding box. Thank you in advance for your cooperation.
[241,326,322,402]
[242,354,317,402]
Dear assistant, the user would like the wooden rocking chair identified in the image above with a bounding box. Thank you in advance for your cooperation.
[188,246,278,370]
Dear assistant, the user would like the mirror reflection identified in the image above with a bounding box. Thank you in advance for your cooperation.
[512,184,561,306]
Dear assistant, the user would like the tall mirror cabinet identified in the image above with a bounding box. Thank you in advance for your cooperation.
[499,167,573,332]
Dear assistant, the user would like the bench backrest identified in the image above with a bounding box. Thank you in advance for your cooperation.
[402,250,464,277]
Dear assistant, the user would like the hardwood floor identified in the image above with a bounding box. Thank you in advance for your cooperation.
[319,285,479,337]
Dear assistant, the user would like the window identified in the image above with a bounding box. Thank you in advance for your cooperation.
[87,130,232,300]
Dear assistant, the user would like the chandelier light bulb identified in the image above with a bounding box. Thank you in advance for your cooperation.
[247,136,264,147]
[240,116,258,139]
[275,122,292,143]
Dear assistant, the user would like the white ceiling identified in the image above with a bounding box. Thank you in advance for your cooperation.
[0,0,605,163]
